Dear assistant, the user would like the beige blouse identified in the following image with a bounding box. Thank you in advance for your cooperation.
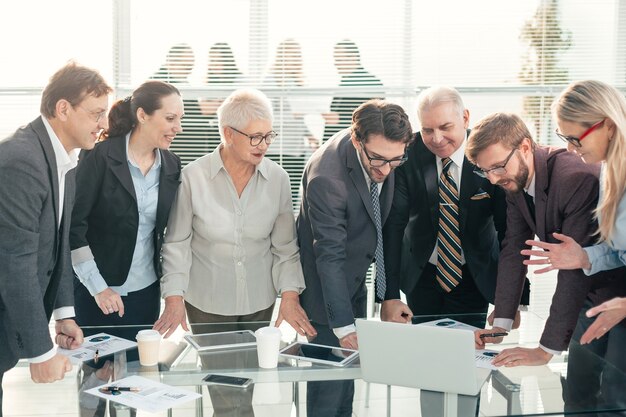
[160,146,305,315]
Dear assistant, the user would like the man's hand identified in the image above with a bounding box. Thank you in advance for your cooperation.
[55,319,83,350]
[491,347,553,367]
[581,297,626,344]
[380,300,413,323]
[153,296,189,338]
[339,332,358,350]
[30,353,72,383]
[275,291,317,337]
[474,326,508,349]
[521,233,591,273]
[94,288,125,317]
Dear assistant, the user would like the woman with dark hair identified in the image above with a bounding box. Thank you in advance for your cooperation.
[70,80,183,332]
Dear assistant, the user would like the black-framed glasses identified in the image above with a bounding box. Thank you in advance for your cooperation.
[360,142,407,168]
[555,119,605,148]
[473,148,517,178]
[229,126,277,147]
[77,105,107,123]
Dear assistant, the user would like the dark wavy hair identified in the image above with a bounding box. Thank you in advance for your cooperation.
[104,80,180,139]
[351,99,413,145]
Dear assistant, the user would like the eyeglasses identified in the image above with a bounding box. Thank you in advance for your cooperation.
[360,142,407,168]
[473,148,517,178]
[555,119,605,148]
[230,126,278,147]
[77,105,107,123]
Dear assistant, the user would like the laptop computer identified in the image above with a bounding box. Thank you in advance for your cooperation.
[355,319,491,396]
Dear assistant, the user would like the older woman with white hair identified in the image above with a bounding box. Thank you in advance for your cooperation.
[154,88,315,339]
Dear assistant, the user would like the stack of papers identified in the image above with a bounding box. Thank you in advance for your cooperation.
[86,375,201,413]
[57,332,136,364]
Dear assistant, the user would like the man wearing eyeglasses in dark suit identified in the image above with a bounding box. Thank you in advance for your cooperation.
[469,112,625,368]
[297,99,413,417]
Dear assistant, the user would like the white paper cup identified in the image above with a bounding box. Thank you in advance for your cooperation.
[136,329,161,366]
[254,326,282,369]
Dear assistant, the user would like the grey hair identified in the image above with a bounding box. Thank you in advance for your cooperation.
[417,86,465,120]
[217,88,273,136]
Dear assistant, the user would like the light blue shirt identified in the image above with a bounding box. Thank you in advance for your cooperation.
[73,134,161,296]
[583,165,626,275]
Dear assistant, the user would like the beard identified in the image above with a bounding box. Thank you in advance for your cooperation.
[498,154,529,193]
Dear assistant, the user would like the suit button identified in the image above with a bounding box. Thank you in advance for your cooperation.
[47,269,53,277]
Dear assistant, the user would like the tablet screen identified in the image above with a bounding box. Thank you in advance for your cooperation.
[279,342,359,367]
[185,330,256,351]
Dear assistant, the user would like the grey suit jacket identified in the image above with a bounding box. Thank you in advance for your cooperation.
[0,117,75,372]
[495,146,626,351]
[297,130,394,328]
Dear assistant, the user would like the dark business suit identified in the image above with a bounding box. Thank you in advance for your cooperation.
[0,117,75,413]
[70,135,181,331]
[297,130,394,416]
[495,146,626,351]
[384,132,518,327]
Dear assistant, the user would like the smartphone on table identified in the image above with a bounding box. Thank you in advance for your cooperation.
[202,373,253,388]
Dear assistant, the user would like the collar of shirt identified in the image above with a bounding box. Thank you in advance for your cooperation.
[125,132,162,170]
[209,143,269,181]
[524,172,536,200]
[355,146,382,195]
[436,132,467,188]
[41,116,79,175]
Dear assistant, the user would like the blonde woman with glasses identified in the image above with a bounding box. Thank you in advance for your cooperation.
[522,80,626,345]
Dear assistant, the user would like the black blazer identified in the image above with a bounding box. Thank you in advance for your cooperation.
[383,131,510,304]
[70,135,181,286]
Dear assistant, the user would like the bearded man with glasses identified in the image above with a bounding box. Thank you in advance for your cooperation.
[468,112,625,370]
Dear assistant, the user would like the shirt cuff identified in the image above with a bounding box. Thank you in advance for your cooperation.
[280,287,302,296]
[539,344,562,356]
[492,318,514,331]
[333,324,356,340]
[53,307,76,321]
[73,259,108,296]
[27,347,57,364]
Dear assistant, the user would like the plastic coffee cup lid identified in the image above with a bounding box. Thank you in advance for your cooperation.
[136,329,161,341]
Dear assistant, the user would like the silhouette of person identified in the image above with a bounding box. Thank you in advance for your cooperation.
[152,43,210,165]
[264,39,317,206]
[200,42,243,154]
[322,39,383,142]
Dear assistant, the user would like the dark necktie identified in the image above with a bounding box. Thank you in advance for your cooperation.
[436,158,462,292]
[523,191,535,219]
[370,182,386,301]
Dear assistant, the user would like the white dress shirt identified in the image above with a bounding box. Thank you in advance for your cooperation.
[161,145,305,315]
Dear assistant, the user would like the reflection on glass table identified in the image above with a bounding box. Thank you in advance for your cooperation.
[4,312,625,416]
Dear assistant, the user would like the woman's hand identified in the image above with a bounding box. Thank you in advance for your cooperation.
[581,297,626,344]
[94,288,124,317]
[153,296,189,338]
[521,233,591,273]
[275,291,317,337]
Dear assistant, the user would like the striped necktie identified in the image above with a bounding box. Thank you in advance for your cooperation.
[370,182,386,302]
[436,157,462,292]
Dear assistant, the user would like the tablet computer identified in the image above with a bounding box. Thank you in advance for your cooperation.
[279,342,359,367]
[184,330,256,352]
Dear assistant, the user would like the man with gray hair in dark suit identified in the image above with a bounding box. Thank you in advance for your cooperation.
[297,99,413,416]
[0,62,112,416]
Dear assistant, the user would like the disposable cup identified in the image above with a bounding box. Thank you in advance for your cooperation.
[254,327,282,369]
[136,329,161,366]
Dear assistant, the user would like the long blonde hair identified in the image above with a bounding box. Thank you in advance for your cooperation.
[552,80,626,244]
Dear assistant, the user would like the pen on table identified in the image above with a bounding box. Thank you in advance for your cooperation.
[479,332,509,338]
[100,386,141,393]
[93,349,99,364]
